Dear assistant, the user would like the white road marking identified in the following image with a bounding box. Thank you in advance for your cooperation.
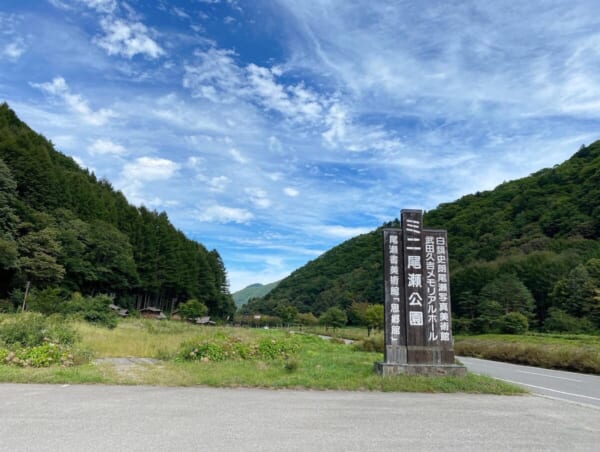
[516,370,582,382]
[502,379,600,402]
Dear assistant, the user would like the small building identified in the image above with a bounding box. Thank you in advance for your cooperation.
[171,310,182,321]
[140,307,166,320]
[194,316,216,326]
[108,303,129,317]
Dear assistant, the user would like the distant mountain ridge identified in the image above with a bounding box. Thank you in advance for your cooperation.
[233,281,280,307]
[244,141,600,332]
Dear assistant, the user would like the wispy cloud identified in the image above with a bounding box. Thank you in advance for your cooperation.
[122,156,180,181]
[312,225,373,239]
[88,138,127,155]
[95,17,165,59]
[196,205,254,224]
[284,187,299,197]
[80,0,117,14]
[30,77,115,125]
[2,40,26,61]
[0,13,26,62]
[183,47,243,102]
[6,0,600,292]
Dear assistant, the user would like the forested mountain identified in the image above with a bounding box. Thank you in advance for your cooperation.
[246,141,600,332]
[232,281,280,307]
[0,103,235,318]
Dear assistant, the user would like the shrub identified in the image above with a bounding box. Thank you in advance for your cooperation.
[27,288,67,315]
[178,299,208,320]
[0,312,78,347]
[283,358,298,372]
[0,299,14,313]
[296,312,318,326]
[543,308,594,333]
[319,307,347,331]
[177,334,300,362]
[257,337,299,359]
[353,336,384,353]
[1,343,74,367]
[62,293,117,329]
[452,318,473,335]
[0,312,48,346]
[499,312,529,334]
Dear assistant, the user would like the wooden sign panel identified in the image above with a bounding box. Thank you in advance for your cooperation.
[382,210,456,366]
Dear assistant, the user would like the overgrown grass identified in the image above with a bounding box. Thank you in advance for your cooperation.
[75,318,201,359]
[300,325,383,342]
[0,319,523,393]
[455,333,600,374]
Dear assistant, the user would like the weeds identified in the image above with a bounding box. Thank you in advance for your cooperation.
[455,334,600,374]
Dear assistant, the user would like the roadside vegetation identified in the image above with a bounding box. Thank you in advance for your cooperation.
[0,315,524,394]
[455,333,600,374]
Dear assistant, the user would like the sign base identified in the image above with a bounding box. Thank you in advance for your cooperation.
[374,362,467,377]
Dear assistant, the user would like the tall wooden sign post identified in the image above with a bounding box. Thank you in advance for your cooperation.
[376,209,466,376]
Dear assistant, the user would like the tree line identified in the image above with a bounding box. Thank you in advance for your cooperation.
[0,103,235,319]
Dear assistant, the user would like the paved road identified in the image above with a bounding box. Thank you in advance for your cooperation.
[459,356,600,409]
[1,384,599,451]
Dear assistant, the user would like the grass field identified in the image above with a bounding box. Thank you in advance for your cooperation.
[455,333,600,374]
[0,318,524,393]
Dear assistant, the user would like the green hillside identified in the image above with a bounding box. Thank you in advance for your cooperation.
[232,281,280,307]
[0,103,235,318]
[247,141,600,333]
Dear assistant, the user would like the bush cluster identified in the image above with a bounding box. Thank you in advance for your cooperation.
[353,336,384,353]
[1,343,74,368]
[177,334,300,362]
[0,313,79,368]
[12,289,119,329]
[0,312,78,347]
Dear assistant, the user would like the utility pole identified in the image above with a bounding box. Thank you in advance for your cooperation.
[21,281,30,312]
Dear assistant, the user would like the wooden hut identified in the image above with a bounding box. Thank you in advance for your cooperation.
[140,307,166,320]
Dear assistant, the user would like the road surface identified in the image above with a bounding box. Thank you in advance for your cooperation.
[0,383,599,451]
[459,356,600,409]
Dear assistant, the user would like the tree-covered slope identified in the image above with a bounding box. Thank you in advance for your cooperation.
[0,103,235,318]
[232,281,280,307]
[248,141,600,332]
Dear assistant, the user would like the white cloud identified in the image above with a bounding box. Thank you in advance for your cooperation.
[122,156,180,181]
[30,77,115,126]
[72,156,85,168]
[116,156,180,207]
[2,40,26,61]
[88,138,127,155]
[79,0,116,13]
[322,103,347,146]
[208,176,230,192]
[246,63,324,122]
[171,6,190,19]
[229,148,247,164]
[183,47,243,102]
[284,187,299,197]
[196,205,254,223]
[95,17,164,59]
[313,225,373,239]
[187,156,203,168]
[268,136,283,153]
[246,188,271,208]
[47,0,74,10]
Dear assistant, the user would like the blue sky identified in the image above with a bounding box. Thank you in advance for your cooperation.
[2,1,600,291]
